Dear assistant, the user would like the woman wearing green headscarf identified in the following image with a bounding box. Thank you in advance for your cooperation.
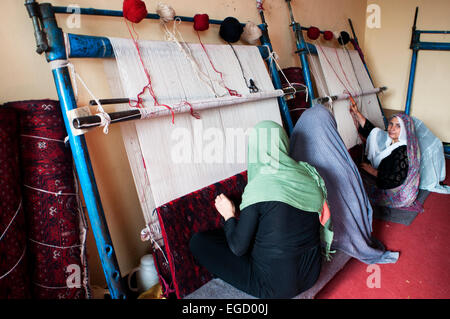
[190,121,333,298]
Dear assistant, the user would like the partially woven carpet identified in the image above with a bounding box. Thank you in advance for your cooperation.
[154,171,248,298]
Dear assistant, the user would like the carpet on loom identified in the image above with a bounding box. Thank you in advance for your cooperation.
[154,172,248,299]
[153,169,352,299]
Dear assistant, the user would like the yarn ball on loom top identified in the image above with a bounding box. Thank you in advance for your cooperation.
[241,22,263,44]
[337,31,351,45]
[219,17,244,43]
[157,2,176,23]
[123,0,148,23]
[306,26,321,40]
[323,30,334,41]
[194,14,210,31]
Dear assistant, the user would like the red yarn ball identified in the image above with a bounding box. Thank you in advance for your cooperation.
[323,30,334,41]
[307,26,320,40]
[123,0,148,23]
[194,14,210,31]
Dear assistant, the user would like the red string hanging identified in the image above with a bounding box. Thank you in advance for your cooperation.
[124,19,175,123]
[195,23,241,97]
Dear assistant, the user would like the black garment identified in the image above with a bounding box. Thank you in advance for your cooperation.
[358,120,408,189]
[189,201,322,299]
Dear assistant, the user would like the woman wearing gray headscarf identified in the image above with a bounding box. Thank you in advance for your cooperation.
[289,104,398,264]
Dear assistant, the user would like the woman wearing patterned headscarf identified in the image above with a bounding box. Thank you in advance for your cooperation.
[350,102,421,211]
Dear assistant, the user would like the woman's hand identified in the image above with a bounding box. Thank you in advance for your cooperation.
[361,162,378,177]
[349,100,366,127]
[349,99,359,115]
[215,194,235,221]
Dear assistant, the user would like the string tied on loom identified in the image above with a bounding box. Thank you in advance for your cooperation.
[264,46,308,103]
[50,48,113,134]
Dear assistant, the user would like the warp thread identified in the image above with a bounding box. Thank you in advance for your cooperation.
[228,43,259,93]
[193,14,240,97]
[124,18,176,123]
[307,26,320,40]
[157,3,238,98]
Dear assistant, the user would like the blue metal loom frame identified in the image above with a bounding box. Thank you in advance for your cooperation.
[26,1,295,299]
[405,7,450,155]
[405,7,450,115]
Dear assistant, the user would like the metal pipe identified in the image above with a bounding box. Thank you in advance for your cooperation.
[258,23,295,134]
[417,41,450,51]
[405,48,418,115]
[67,33,114,58]
[405,6,450,114]
[406,7,420,115]
[35,2,127,299]
[52,6,236,26]
[314,86,387,105]
[417,30,450,34]
[66,33,274,59]
[285,0,316,103]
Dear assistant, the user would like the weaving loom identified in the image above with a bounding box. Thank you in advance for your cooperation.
[25,1,296,299]
[405,7,450,158]
[284,0,387,150]
[24,0,394,299]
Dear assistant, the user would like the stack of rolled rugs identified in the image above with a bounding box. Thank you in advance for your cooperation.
[0,100,89,299]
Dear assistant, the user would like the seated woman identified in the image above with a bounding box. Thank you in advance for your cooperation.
[189,120,333,299]
[349,102,421,211]
[289,104,399,264]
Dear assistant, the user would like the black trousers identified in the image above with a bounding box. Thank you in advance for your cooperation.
[189,228,322,299]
